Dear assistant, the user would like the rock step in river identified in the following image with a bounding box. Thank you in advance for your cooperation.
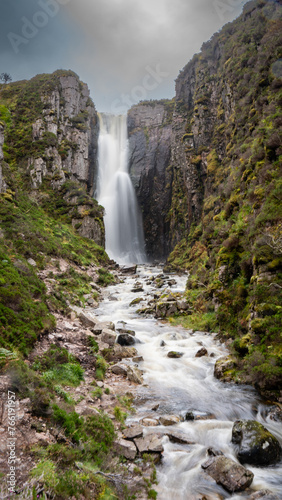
[94,266,282,500]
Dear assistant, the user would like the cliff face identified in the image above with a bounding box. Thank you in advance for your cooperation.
[128,101,174,259]
[127,0,282,397]
[0,70,104,246]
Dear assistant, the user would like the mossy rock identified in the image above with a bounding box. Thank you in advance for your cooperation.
[232,420,281,466]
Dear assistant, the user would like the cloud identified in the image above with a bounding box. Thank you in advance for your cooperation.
[0,0,250,111]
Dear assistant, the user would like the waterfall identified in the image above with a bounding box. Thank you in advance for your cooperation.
[96,113,146,265]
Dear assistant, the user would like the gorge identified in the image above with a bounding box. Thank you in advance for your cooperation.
[0,0,281,498]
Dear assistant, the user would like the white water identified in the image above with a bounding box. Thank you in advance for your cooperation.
[95,266,282,500]
[96,114,146,265]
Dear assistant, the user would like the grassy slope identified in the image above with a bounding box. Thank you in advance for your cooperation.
[167,0,282,398]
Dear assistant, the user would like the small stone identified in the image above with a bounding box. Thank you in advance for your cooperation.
[159,415,181,426]
[141,418,159,427]
[185,411,195,421]
[160,340,166,347]
[27,258,37,267]
[167,351,184,359]
[117,328,136,336]
[152,404,160,411]
[167,431,195,445]
[249,490,280,500]
[195,347,208,358]
[133,356,144,363]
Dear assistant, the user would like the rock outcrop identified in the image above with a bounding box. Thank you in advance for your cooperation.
[128,101,174,259]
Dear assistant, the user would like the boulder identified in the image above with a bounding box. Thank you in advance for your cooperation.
[117,334,136,346]
[166,431,195,445]
[123,425,143,440]
[101,329,117,347]
[176,300,189,311]
[156,301,178,318]
[195,347,208,358]
[114,438,137,460]
[232,420,282,466]
[111,364,128,376]
[141,418,159,427]
[120,265,137,274]
[159,415,181,426]
[94,321,115,334]
[202,455,254,493]
[134,434,164,454]
[214,356,236,381]
[79,311,99,328]
[167,351,184,359]
[249,490,280,500]
[127,366,143,384]
[113,345,138,360]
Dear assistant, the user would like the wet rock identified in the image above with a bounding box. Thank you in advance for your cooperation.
[117,334,136,346]
[131,282,144,293]
[207,448,224,457]
[134,434,164,454]
[195,347,208,358]
[214,356,236,381]
[264,406,282,422]
[232,420,282,466]
[160,340,166,347]
[111,364,128,376]
[167,351,184,359]
[130,297,144,306]
[109,295,118,301]
[185,411,195,421]
[133,356,144,363]
[249,490,280,500]
[159,415,181,426]
[79,311,99,328]
[115,438,137,460]
[120,265,137,275]
[152,404,160,411]
[101,329,117,347]
[113,345,138,360]
[94,321,115,334]
[127,366,143,385]
[167,431,195,445]
[202,455,254,493]
[141,418,160,427]
[117,328,136,336]
[123,425,143,440]
[156,301,178,318]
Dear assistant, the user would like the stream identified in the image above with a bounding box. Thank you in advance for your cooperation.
[95,265,282,499]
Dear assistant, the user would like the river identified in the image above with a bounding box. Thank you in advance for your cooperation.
[95,265,282,499]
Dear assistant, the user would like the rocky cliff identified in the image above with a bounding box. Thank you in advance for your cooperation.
[128,100,174,259]
[0,70,104,246]
[127,0,282,397]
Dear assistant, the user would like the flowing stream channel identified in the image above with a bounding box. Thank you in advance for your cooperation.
[95,265,282,500]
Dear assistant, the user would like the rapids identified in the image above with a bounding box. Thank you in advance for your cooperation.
[95,265,282,500]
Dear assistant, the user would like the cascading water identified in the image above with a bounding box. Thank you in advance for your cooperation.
[96,113,146,265]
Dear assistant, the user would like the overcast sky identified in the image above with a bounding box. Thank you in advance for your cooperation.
[0,0,250,112]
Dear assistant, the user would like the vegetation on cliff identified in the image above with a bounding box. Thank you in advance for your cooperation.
[166,0,282,398]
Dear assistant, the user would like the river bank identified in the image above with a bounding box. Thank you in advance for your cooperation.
[0,263,281,499]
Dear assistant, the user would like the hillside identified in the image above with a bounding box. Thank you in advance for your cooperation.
[128,0,282,398]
